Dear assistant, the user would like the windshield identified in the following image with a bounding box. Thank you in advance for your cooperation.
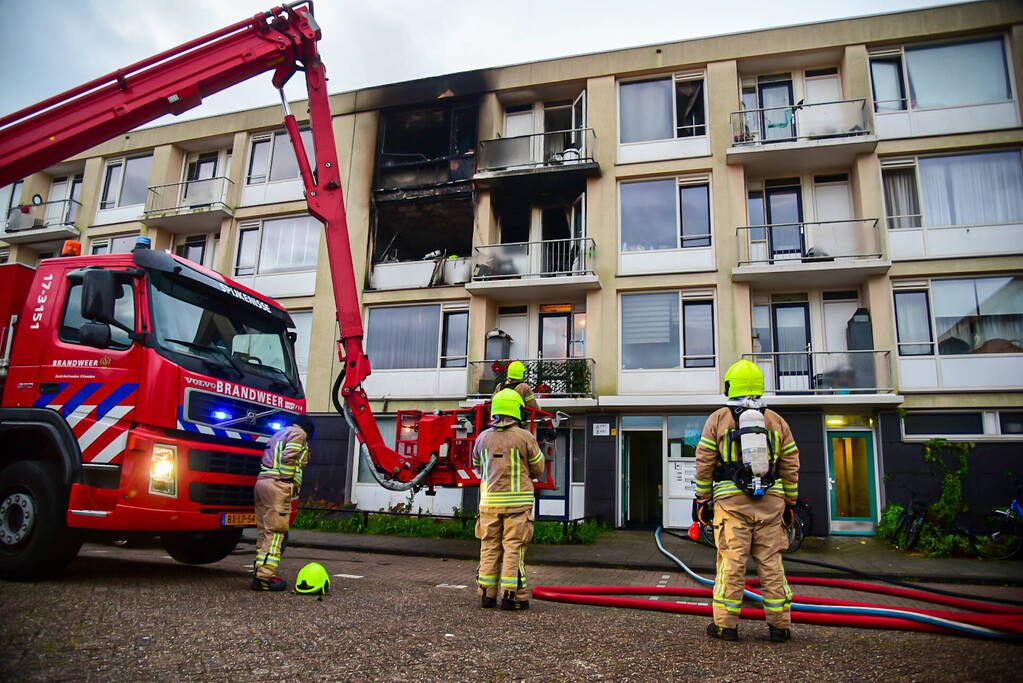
[148,272,300,392]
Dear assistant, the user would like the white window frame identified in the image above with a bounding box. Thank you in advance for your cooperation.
[244,128,313,187]
[234,215,319,277]
[900,410,1022,442]
[173,232,220,269]
[619,289,717,371]
[619,174,713,253]
[89,233,139,255]
[364,302,469,370]
[0,248,9,264]
[617,71,708,145]
[99,154,154,210]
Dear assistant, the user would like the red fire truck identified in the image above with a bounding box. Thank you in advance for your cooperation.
[0,2,556,580]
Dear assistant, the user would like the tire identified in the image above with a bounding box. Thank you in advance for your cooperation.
[972,510,1022,561]
[783,520,805,553]
[902,515,925,551]
[161,528,243,565]
[0,460,82,581]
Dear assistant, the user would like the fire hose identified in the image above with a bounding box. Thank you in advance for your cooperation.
[532,527,1023,640]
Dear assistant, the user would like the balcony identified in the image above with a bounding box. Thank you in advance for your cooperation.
[727,99,877,173]
[732,219,889,288]
[475,129,599,184]
[464,237,599,301]
[743,350,896,402]
[143,177,234,233]
[2,199,81,244]
[468,358,595,399]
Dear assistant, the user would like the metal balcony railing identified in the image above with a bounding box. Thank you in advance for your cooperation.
[731,99,870,145]
[736,218,881,266]
[469,358,596,398]
[472,237,595,280]
[477,128,596,172]
[742,350,893,394]
[144,177,233,214]
[5,199,82,232]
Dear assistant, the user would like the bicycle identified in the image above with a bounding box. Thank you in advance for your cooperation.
[892,488,928,551]
[971,481,1023,560]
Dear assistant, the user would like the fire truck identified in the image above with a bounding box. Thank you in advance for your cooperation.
[0,2,557,580]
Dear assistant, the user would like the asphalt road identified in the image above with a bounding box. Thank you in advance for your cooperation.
[1,541,1020,682]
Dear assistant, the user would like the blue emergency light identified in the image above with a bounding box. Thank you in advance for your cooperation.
[212,410,231,421]
[269,421,284,431]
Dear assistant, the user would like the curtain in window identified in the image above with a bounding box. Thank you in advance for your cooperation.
[882,167,921,229]
[932,277,1023,355]
[620,79,673,143]
[675,80,705,137]
[893,291,933,356]
[620,180,676,251]
[919,151,1023,227]
[367,305,440,369]
[621,293,679,369]
[259,216,319,273]
[906,38,1011,109]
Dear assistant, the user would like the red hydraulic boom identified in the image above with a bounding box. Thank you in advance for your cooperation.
[0,1,559,492]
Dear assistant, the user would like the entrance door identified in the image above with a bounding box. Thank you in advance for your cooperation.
[539,310,570,360]
[571,90,587,158]
[772,303,811,392]
[765,183,803,261]
[759,78,795,141]
[623,431,663,528]
[536,429,569,519]
[183,152,218,206]
[504,108,536,166]
[827,431,878,534]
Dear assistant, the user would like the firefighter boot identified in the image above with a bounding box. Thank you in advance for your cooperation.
[706,623,739,641]
[501,590,529,611]
[481,595,497,609]
[769,625,791,642]
[251,575,287,592]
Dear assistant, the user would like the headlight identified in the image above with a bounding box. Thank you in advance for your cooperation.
[149,444,177,497]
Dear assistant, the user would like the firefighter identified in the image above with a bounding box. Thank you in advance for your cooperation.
[252,415,315,591]
[494,360,540,410]
[472,388,546,610]
[694,360,799,642]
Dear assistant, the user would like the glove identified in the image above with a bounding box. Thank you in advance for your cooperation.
[694,498,713,526]
[782,504,796,530]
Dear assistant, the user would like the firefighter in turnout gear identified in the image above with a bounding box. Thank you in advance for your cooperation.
[472,388,546,610]
[494,360,540,411]
[695,360,799,641]
[252,416,315,591]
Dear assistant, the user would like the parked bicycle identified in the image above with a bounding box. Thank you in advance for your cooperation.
[892,488,929,551]
[971,481,1023,560]
[694,497,812,553]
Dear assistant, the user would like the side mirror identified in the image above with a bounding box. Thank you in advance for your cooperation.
[79,322,112,349]
[82,269,118,323]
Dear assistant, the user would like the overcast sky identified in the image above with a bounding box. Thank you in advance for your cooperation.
[1,0,965,125]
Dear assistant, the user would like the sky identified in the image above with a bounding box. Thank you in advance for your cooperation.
[0,0,967,126]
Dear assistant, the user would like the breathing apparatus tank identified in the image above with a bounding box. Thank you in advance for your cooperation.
[738,409,770,497]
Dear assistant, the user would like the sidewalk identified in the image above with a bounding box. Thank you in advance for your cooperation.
[241,528,1023,585]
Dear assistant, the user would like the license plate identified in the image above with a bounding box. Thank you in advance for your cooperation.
[222,512,256,527]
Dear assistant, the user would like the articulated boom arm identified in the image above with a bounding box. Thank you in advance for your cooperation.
[0,2,426,489]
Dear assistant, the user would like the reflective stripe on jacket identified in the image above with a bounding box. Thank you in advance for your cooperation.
[259,424,310,487]
[472,424,545,511]
[694,406,799,503]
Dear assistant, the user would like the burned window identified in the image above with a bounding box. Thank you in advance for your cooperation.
[376,102,478,190]
[372,195,473,264]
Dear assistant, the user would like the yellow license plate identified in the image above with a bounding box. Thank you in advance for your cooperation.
[222,512,256,527]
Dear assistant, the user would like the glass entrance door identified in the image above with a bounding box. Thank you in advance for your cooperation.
[765,184,804,260]
[759,79,795,140]
[772,302,812,392]
[827,431,878,534]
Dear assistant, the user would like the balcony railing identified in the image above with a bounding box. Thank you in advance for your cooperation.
[730,99,870,146]
[469,358,595,398]
[472,237,595,280]
[477,128,596,173]
[5,199,82,232]
[742,350,893,394]
[736,219,881,266]
[144,177,233,215]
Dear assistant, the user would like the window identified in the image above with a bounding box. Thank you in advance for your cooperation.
[175,235,207,265]
[668,415,710,458]
[233,215,319,276]
[2,179,24,216]
[620,178,711,252]
[59,282,135,349]
[893,276,1023,356]
[1000,412,1023,435]
[621,292,715,369]
[246,129,314,185]
[869,37,1012,111]
[90,234,138,255]
[366,304,469,370]
[358,416,396,483]
[0,248,9,264]
[289,310,313,387]
[619,75,706,143]
[570,429,585,484]
[100,155,153,209]
[882,151,1023,229]
[903,412,984,436]
[904,410,1023,439]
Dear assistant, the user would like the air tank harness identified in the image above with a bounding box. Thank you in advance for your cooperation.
[531,528,1023,640]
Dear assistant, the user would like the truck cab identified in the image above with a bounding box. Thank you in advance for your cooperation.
[0,240,305,578]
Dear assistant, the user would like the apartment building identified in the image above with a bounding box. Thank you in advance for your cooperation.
[2,0,1020,534]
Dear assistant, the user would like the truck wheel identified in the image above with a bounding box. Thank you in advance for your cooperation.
[0,460,82,581]
[161,529,243,565]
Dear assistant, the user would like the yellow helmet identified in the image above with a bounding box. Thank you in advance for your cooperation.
[723,360,765,398]
[507,360,527,381]
[294,562,330,595]
[491,388,525,421]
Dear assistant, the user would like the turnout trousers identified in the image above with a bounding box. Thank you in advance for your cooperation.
[475,508,534,601]
[711,494,792,629]
[254,477,294,580]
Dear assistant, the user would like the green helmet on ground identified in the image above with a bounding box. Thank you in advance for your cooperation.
[723,359,765,398]
[294,562,330,595]
[507,360,527,381]
[491,388,525,421]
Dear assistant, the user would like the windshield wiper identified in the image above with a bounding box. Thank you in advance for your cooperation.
[163,338,245,379]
